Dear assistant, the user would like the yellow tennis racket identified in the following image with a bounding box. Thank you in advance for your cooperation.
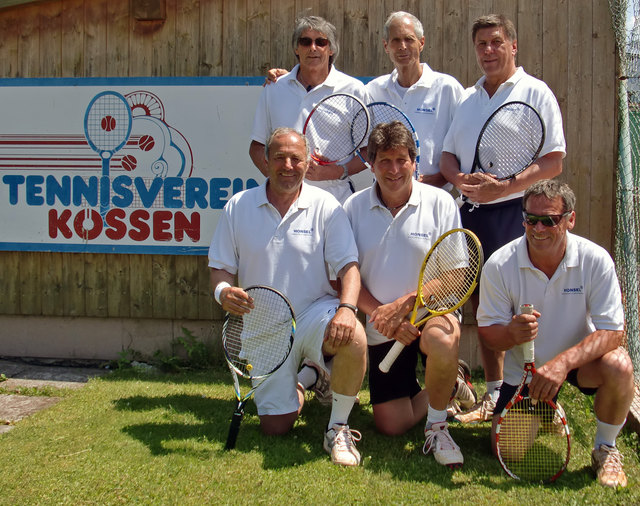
[379,228,483,373]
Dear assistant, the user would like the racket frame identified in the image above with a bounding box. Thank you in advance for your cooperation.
[495,304,571,482]
[378,228,483,373]
[302,93,369,166]
[222,285,295,450]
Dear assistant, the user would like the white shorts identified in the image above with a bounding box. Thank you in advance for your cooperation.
[253,295,338,416]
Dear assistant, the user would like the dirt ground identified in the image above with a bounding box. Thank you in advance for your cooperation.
[0,358,107,434]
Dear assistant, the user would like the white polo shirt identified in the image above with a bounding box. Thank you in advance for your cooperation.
[366,63,464,178]
[343,179,462,345]
[208,181,359,318]
[251,64,370,202]
[477,233,624,385]
[442,67,566,204]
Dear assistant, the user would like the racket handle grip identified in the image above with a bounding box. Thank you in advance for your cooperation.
[519,304,535,362]
[224,410,243,450]
[379,340,405,373]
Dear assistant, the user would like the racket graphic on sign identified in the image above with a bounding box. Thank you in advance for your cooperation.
[84,91,133,219]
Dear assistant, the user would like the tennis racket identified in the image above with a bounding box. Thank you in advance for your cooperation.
[352,102,420,177]
[464,101,545,209]
[379,228,483,373]
[84,91,133,219]
[222,285,296,450]
[495,304,571,483]
[302,93,369,165]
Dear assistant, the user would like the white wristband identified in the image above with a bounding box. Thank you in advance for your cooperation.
[214,281,231,305]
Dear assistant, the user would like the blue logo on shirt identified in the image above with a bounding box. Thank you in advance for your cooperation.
[415,106,436,114]
[562,285,584,295]
[409,231,432,240]
[292,228,314,236]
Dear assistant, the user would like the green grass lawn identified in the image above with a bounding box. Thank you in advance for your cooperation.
[0,367,638,504]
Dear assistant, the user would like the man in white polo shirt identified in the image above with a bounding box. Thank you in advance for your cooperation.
[366,11,464,188]
[440,14,566,423]
[477,179,633,488]
[249,15,369,204]
[210,127,367,467]
[343,121,468,469]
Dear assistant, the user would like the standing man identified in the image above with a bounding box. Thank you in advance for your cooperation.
[210,127,367,466]
[477,179,633,488]
[366,11,464,188]
[440,14,566,422]
[344,121,468,469]
[250,15,369,204]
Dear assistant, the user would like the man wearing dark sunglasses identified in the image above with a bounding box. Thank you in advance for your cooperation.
[250,15,369,204]
[476,179,633,488]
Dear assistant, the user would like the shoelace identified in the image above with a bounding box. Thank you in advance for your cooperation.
[334,426,362,450]
[423,424,458,455]
[599,445,624,474]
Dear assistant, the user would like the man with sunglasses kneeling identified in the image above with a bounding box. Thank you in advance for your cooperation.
[476,179,634,488]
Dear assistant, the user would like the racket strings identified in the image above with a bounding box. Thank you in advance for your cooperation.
[420,232,481,311]
[477,107,544,179]
[306,95,367,162]
[498,398,569,481]
[86,95,132,151]
[223,288,294,379]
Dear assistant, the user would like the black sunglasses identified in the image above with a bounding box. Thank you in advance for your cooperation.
[522,211,571,227]
[298,37,330,47]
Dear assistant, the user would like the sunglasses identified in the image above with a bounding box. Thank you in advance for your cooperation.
[298,37,330,47]
[522,211,571,227]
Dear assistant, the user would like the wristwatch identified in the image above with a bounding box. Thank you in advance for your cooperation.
[338,303,358,315]
[339,164,349,180]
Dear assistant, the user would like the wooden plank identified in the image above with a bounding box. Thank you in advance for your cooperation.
[0,4,20,77]
[150,0,176,76]
[19,252,41,315]
[222,0,247,75]
[199,0,223,76]
[84,252,108,316]
[175,255,199,319]
[565,0,592,238]
[516,0,542,79]
[130,254,153,317]
[467,0,493,84]
[106,0,130,76]
[62,252,85,316]
[107,254,131,317]
[492,0,517,26]
[198,255,219,320]
[129,0,154,76]
[38,0,62,77]
[84,0,107,76]
[0,252,20,314]
[590,0,617,252]
[441,0,467,85]
[270,0,296,71]
[365,0,391,78]
[176,0,200,76]
[16,3,39,78]
[247,0,270,75]
[41,252,64,316]
[342,0,369,76]
[418,0,444,74]
[61,0,84,77]
[152,254,176,318]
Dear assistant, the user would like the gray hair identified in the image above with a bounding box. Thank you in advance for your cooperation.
[523,179,576,213]
[265,127,310,160]
[384,11,424,40]
[292,15,339,66]
[472,14,517,43]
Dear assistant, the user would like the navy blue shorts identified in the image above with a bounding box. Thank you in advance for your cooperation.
[461,197,524,261]
[494,368,598,415]
[368,339,426,405]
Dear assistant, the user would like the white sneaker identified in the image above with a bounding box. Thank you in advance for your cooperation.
[423,421,463,468]
[454,391,495,424]
[301,359,333,406]
[324,424,362,466]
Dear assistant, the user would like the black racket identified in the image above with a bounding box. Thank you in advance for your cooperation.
[465,101,545,209]
[302,93,369,165]
[222,285,295,450]
[495,304,571,482]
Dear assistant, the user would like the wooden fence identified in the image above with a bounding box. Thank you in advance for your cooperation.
[0,0,618,324]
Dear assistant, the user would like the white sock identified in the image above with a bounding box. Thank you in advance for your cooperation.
[486,380,503,402]
[594,418,626,449]
[327,392,356,429]
[297,364,318,390]
[426,405,447,429]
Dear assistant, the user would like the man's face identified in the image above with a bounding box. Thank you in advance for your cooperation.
[383,18,424,71]
[473,26,517,82]
[295,29,334,71]
[266,132,308,196]
[523,194,575,262]
[372,146,415,196]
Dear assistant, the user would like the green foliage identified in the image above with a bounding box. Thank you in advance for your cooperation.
[153,327,213,372]
[0,373,7,382]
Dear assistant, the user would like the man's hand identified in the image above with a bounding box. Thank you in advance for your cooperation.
[304,160,343,181]
[458,172,510,203]
[528,357,569,402]
[220,286,254,316]
[263,68,288,86]
[369,298,413,339]
[324,306,357,349]
[507,309,540,347]
[390,320,421,346]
